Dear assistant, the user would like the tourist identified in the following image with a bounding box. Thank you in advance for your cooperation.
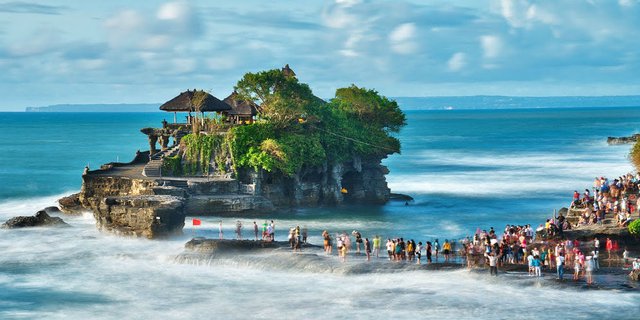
[406,240,414,261]
[434,239,440,262]
[337,235,344,259]
[365,238,372,261]
[386,238,393,260]
[266,223,274,242]
[585,256,595,285]
[235,220,242,239]
[484,251,500,276]
[416,241,422,265]
[605,237,613,260]
[302,227,308,244]
[344,232,352,254]
[593,237,600,252]
[532,255,542,277]
[294,226,301,252]
[527,253,535,276]
[443,239,452,263]
[353,230,363,254]
[218,220,223,239]
[592,250,599,270]
[426,241,433,264]
[373,235,381,258]
[556,253,565,280]
[253,221,258,240]
[394,239,402,262]
[623,248,630,265]
[573,252,582,281]
[270,220,275,240]
[322,230,330,253]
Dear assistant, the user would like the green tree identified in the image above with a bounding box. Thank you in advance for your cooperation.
[332,85,406,133]
[235,69,319,127]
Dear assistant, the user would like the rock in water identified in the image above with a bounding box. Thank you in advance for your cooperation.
[58,193,84,214]
[1,210,68,229]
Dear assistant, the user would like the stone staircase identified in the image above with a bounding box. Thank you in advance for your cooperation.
[143,145,180,177]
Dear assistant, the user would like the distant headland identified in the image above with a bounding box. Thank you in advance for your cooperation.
[25,103,161,112]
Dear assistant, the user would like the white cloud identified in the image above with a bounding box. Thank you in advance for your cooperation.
[157,2,188,20]
[480,35,502,59]
[619,0,637,7]
[389,23,417,54]
[447,52,466,72]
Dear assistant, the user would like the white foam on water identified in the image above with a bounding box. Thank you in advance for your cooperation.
[0,197,638,319]
[388,149,633,197]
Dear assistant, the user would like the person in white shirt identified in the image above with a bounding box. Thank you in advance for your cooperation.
[484,251,500,276]
[556,253,566,280]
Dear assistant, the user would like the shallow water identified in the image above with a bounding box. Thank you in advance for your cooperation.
[1,107,640,319]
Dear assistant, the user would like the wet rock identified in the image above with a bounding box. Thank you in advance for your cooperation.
[58,193,83,214]
[1,210,68,229]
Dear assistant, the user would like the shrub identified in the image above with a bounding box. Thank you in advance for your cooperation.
[629,219,640,237]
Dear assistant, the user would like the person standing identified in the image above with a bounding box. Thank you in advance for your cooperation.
[426,241,433,264]
[365,238,372,261]
[556,253,565,280]
[484,251,500,276]
[585,256,595,285]
[443,240,452,263]
[434,239,440,262]
[373,235,381,258]
[270,220,276,241]
[218,220,224,239]
[235,220,242,239]
[592,250,600,270]
[416,242,423,265]
[386,238,394,260]
[253,221,259,240]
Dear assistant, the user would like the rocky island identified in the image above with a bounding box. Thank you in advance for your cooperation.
[59,65,406,238]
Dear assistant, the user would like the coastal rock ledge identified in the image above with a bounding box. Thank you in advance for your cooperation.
[93,195,186,238]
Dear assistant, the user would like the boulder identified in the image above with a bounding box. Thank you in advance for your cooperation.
[1,210,68,229]
[58,193,84,214]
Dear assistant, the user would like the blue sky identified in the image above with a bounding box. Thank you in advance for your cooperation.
[1,0,639,111]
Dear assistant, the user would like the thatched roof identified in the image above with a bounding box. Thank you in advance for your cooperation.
[282,64,296,78]
[159,90,231,112]
[222,91,258,116]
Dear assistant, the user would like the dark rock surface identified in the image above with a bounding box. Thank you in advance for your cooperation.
[1,210,68,229]
[58,193,83,214]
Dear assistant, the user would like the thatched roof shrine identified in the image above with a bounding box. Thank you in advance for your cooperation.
[222,91,258,116]
[159,90,231,113]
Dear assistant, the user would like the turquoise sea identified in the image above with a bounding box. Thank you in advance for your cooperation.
[1,106,639,319]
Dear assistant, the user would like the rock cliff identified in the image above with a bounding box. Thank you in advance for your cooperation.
[65,152,392,239]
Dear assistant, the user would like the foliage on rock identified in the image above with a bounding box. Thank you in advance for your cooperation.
[629,219,640,237]
[179,134,230,176]
[176,67,406,177]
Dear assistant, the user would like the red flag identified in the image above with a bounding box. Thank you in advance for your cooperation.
[192,218,201,226]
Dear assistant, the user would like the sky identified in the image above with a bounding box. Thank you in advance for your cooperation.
[1,0,640,111]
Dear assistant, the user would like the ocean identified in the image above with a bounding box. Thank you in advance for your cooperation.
[1,106,639,319]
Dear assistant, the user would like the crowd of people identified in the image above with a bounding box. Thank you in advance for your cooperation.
[570,174,640,227]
